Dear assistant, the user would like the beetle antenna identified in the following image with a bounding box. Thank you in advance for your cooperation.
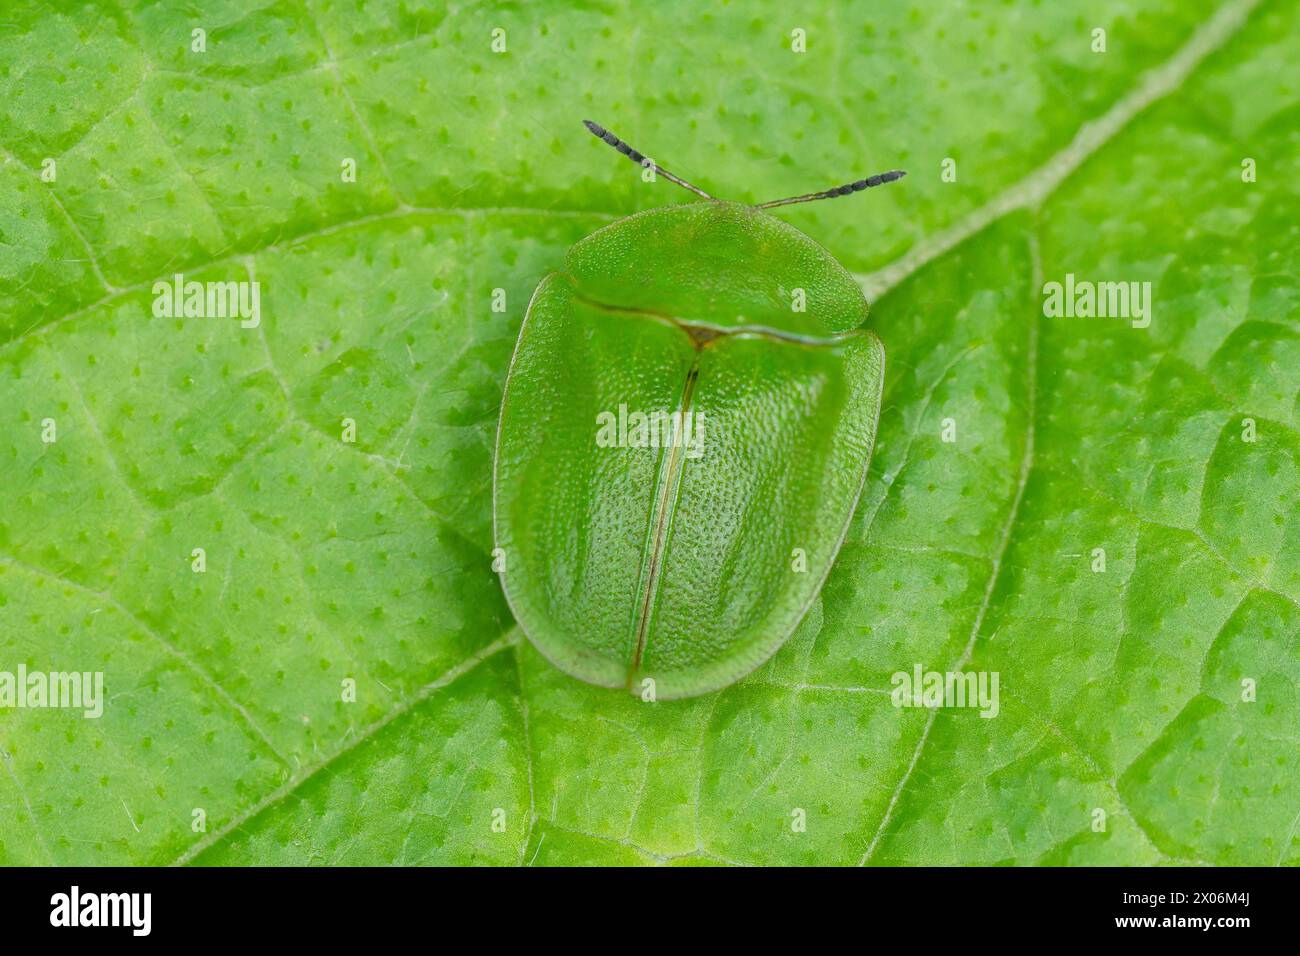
[757,170,907,209]
[583,120,713,200]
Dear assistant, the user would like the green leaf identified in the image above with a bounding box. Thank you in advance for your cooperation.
[1,0,1296,866]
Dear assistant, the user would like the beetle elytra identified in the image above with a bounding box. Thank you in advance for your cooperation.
[493,121,906,699]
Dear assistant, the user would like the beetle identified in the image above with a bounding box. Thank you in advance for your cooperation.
[493,120,905,699]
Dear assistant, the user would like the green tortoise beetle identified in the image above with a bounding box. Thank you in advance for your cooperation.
[493,120,906,700]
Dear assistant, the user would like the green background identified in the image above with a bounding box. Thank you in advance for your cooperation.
[0,0,1296,865]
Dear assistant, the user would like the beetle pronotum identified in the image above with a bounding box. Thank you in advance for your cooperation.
[494,121,906,699]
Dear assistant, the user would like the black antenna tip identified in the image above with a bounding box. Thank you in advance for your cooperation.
[583,119,605,137]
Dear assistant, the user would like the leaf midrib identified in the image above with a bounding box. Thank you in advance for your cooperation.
[172,627,521,865]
